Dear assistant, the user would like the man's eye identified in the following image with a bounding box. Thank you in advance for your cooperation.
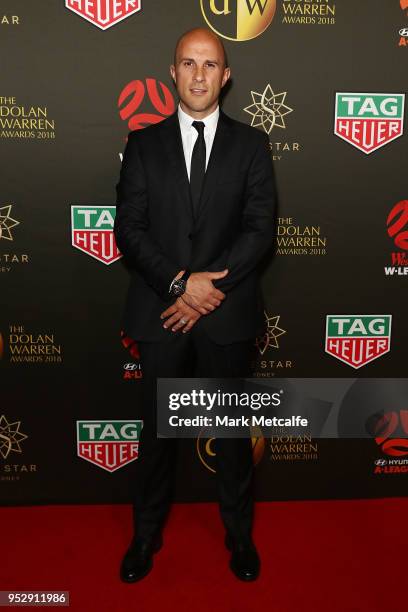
[183,61,192,67]
[206,63,215,68]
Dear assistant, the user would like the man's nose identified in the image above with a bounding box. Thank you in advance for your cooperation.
[193,66,205,81]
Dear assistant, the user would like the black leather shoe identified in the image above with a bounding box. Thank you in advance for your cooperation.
[225,534,260,581]
[120,532,163,583]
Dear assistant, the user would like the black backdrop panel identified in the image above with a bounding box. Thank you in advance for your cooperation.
[1,1,407,504]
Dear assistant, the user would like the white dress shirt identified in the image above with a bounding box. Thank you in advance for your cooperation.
[168,104,220,293]
[177,103,220,180]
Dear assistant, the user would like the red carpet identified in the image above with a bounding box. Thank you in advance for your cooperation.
[1,499,406,612]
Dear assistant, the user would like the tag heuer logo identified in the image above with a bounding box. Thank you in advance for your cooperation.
[334,93,405,154]
[77,420,143,472]
[325,315,392,369]
[71,205,122,265]
[65,0,141,31]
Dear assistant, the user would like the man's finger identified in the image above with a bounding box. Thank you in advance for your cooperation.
[172,314,192,332]
[163,312,183,329]
[160,304,178,319]
[210,289,226,301]
[181,295,201,313]
[207,269,228,279]
[182,294,210,314]
[182,318,197,333]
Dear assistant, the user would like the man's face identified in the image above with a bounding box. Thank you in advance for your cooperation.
[170,32,230,118]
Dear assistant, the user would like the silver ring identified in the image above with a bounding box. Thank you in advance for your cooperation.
[180,318,188,325]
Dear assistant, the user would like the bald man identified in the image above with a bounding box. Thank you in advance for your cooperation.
[115,27,276,582]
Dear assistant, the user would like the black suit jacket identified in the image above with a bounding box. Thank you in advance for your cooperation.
[114,109,276,345]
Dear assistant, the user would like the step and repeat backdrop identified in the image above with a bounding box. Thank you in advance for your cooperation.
[1,0,407,505]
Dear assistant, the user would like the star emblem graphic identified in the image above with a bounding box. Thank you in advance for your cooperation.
[0,205,20,241]
[255,313,286,355]
[0,415,28,460]
[244,85,293,134]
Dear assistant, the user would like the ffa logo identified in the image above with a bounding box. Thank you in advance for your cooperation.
[200,0,276,42]
[334,93,405,154]
[77,420,143,472]
[65,0,141,30]
[71,205,122,265]
[325,315,392,369]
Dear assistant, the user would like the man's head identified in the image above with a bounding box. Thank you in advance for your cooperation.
[170,28,230,119]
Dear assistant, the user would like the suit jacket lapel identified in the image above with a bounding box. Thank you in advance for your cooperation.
[159,109,233,226]
[160,112,194,224]
[196,110,232,223]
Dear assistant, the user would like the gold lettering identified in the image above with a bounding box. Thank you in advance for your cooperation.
[210,0,231,15]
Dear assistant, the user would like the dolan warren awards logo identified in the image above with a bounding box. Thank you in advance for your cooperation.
[77,420,143,472]
[334,93,405,154]
[325,315,392,369]
[200,0,276,42]
[71,205,122,265]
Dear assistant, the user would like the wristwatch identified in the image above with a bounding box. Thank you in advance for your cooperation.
[170,269,191,297]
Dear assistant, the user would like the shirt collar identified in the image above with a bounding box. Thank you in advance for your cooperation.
[178,103,220,132]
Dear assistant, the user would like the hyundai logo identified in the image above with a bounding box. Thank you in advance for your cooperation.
[123,362,139,371]
[374,458,387,466]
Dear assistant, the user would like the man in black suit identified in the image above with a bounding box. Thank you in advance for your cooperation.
[115,27,276,583]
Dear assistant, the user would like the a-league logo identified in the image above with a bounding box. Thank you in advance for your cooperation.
[65,0,141,30]
[71,205,122,265]
[325,315,392,369]
[334,93,405,154]
[118,78,175,131]
[77,420,143,472]
[387,200,408,250]
[373,410,408,457]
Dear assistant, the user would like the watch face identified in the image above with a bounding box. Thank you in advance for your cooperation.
[173,280,186,296]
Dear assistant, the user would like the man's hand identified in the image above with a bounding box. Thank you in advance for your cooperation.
[160,297,202,333]
[182,269,228,315]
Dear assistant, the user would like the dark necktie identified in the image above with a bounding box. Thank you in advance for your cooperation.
[190,121,206,218]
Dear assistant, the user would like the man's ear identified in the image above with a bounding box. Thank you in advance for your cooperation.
[170,64,176,82]
[222,67,231,88]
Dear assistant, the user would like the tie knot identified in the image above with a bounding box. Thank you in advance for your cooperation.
[192,120,205,135]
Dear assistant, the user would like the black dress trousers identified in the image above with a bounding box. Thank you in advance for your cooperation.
[132,323,255,544]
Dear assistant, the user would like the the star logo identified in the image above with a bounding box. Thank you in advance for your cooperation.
[255,312,286,355]
[0,205,20,241]
[0,415,28,460]
[244,85,293,134]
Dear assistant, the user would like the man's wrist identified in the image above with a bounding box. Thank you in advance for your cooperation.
[169,269,191,296]
[169,269,185,292]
